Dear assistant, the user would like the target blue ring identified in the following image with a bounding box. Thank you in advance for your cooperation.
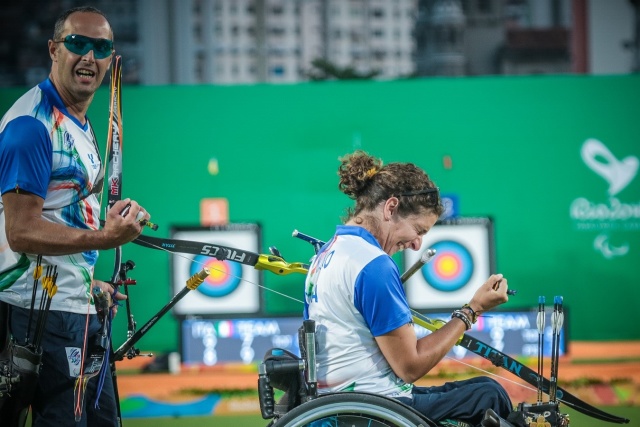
[190,254,242,298]
[422,240,473,292]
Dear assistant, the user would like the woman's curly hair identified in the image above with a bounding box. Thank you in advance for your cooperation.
[338,150,443,221]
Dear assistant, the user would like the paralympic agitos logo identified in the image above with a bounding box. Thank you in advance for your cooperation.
[570,138,640,259]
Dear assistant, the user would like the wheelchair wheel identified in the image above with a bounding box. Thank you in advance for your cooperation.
[271,392,437,427]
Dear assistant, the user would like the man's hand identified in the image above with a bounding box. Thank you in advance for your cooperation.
[93,279,127,318]
[102,198,149,246]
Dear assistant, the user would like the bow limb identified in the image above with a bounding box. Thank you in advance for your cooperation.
[133,234,309,276]
[73,55,123,422]
[105,55,124,284]
[410,310,629,424]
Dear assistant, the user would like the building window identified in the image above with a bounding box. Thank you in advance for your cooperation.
[373,50,386,61]
[269,27,286,36]
[194,24,203,43]
[193,0,202,14]
[195,51,205,82]
[478,0,493,14]
[271,65,285,76]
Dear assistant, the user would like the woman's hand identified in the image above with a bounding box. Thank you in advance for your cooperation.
[468,274,509,314]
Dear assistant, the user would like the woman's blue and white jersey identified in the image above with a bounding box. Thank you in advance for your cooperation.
[304,225,413,398]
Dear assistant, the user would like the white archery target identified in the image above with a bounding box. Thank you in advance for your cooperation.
[404,218,493,309]
[171,226,261,316]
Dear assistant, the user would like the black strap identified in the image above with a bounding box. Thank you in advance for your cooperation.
[0,301,9,354]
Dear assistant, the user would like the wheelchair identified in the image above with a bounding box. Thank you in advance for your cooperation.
[258,319,438,427]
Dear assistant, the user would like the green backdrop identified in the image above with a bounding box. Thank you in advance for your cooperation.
[1,74,639,353]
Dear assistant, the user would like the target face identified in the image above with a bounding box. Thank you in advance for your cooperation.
[422,241,473,292]
[404,218,493,309]
[171,225,261,316]
[190,255,242,298]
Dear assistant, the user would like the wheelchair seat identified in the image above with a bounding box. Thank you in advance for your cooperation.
[258,319,437,427]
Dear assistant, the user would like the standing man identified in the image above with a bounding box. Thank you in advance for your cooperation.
[0,6,148,426]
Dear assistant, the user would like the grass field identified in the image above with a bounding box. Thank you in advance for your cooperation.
[122,405,638,426]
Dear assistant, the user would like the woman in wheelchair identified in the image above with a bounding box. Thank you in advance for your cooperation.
[299,151,513,427]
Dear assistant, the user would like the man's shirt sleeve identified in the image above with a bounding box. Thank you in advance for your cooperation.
[0,116,52,198]
[354,255,412,337]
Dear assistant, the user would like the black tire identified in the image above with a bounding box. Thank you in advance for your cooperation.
[271,392,437,427]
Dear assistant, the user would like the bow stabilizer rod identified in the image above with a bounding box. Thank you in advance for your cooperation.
[112,268,210,362]
[401,248,437,283]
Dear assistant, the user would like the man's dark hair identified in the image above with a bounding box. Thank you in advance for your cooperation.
[53,6,111,40]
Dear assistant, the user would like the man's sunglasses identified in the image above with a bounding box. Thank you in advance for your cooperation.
[54,34,114,59]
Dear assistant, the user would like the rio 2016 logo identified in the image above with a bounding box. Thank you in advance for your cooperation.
[571,138,639,259]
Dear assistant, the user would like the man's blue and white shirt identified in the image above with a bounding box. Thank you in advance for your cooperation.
[0,79,103,313]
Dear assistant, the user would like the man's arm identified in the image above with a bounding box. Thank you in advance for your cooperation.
[2,191,145,255]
